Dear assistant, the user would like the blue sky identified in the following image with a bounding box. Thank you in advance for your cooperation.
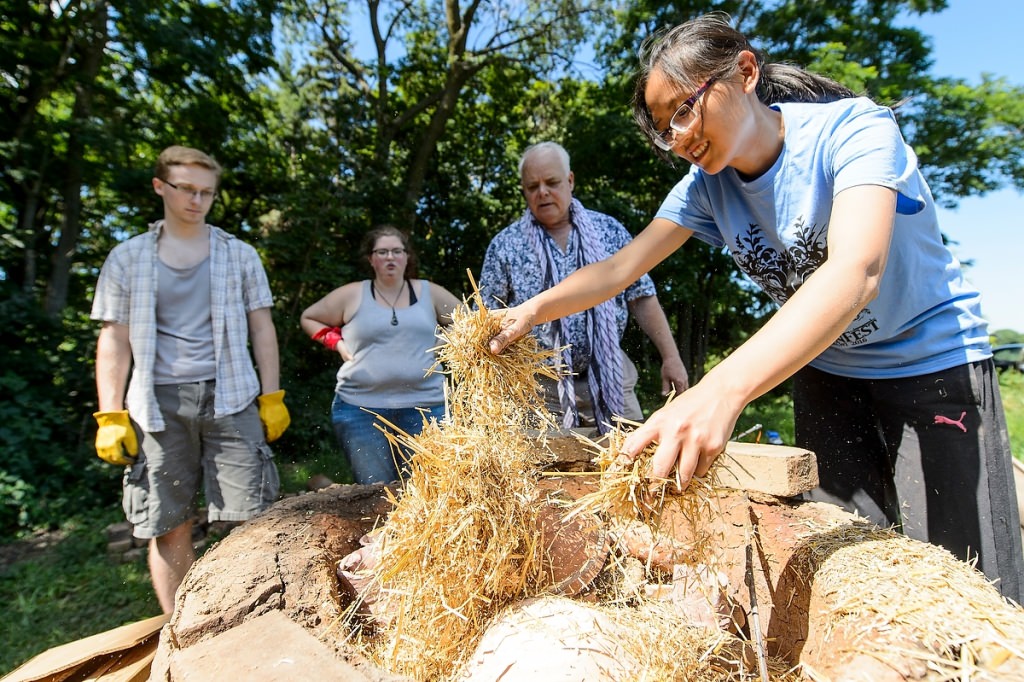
[908,1,1023,333]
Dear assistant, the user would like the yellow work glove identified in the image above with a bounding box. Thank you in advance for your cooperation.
[93,411,139,466]
[257,390,290,443]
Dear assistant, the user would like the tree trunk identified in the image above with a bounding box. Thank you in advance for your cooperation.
[44,3,107,316]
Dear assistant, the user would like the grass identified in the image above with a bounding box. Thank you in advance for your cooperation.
[1,371,1021,677]
[0,461,330,678]
[1000,369,1024,459]
[0,508,159,676]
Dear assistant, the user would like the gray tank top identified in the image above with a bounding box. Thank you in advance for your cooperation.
[154,257,216,385]
[334,279,445,408]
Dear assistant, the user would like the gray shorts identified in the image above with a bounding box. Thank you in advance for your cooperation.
[123,380,280,539]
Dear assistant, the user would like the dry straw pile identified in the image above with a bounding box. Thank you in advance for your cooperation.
[339,283,1024,681]
[797,524,1024,680]
[349,293,560,679]
[342,288,797,681]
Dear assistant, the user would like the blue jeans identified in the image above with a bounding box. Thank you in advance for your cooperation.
[331,395,446,485]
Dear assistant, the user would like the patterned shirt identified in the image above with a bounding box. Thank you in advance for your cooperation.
[478,205,656,372]
[91,221,274,431]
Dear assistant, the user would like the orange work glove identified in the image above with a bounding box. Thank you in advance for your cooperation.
[93,410,139,466]
[257,390,291,443]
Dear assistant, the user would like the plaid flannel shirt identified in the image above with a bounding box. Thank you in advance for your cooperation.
[91,221,274,432]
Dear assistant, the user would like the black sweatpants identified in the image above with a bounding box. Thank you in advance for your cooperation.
[794,359,1024,603]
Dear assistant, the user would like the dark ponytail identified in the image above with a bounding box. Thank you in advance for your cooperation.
[757,63,856,104]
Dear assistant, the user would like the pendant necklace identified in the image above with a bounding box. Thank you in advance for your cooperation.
[374,279,406,326]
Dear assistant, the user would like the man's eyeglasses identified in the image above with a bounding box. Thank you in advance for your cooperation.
[163,180,217,201]
[372,248,407,257]
[652,77,718,151]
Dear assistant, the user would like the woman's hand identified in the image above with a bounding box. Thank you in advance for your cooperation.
[620,379,743,490]
[487,304,537,355]
[337,340,353,363]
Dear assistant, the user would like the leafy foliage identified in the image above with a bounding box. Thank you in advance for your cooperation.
[0,287,119,537]
[998,371,1024,461]
[1,0,1022,543]
[902,76,1024,205]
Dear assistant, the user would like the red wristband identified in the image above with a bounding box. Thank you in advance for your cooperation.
[311,326,343,351]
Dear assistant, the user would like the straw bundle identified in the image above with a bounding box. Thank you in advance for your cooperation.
[344,280,929,675]
[555,430,805,681]
[432,283,560,431]
[349,291,569,679]
[345,288,789,680]
[567,425,728,575]
[586,598,801,682]
[799,524,1024,680]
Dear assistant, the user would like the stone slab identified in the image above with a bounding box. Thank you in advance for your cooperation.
[169,610,371,681]
[538,429,817,498]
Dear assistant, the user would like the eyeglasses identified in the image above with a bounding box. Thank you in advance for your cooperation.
[163,180,217,201]
[372,248,407,257]
[652,77,718,151]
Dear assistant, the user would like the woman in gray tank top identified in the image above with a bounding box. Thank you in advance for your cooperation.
[300,226,463,484]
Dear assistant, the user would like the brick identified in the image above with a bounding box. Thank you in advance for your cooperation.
[107,538,134,554]
[713,441,818,498]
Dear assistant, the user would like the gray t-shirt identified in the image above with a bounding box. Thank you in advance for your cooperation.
[334,279,445,409]
[154,257,216,384]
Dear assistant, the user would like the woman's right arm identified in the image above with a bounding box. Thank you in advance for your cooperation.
[488,217,691,353]
[300,285,353,334]
[301,284,357,360]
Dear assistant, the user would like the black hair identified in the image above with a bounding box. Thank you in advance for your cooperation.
[632,12,858,156]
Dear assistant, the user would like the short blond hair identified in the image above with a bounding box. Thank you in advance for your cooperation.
[154,145,222,183]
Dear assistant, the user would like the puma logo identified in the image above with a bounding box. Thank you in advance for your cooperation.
[933,411,967,433]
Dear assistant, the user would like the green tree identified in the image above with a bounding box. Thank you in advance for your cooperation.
[4,0,1024,535]
[0,0,281,535]
[0,0,279,317]
[277,0,601,230]
[903,76,1024,204]
[586,0,1023,384]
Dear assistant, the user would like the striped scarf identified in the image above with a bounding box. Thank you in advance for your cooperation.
[523,198,624,432]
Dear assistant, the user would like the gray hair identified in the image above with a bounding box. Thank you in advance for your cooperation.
[518,141,571,179]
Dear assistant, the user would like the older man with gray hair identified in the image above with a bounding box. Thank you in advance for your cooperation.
[479,141,688,432]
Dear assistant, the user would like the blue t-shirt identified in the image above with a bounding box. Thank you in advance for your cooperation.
[656,97,990,379]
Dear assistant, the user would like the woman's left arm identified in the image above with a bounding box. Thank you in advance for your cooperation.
[623,185,898,487]
[430,282,464,326]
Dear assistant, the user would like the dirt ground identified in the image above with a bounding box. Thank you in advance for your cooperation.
[0,529,68,571]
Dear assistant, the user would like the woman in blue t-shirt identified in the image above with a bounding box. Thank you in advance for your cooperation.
[487,12,1023,601]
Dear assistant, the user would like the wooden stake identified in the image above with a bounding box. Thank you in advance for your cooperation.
[744,499,769,682]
